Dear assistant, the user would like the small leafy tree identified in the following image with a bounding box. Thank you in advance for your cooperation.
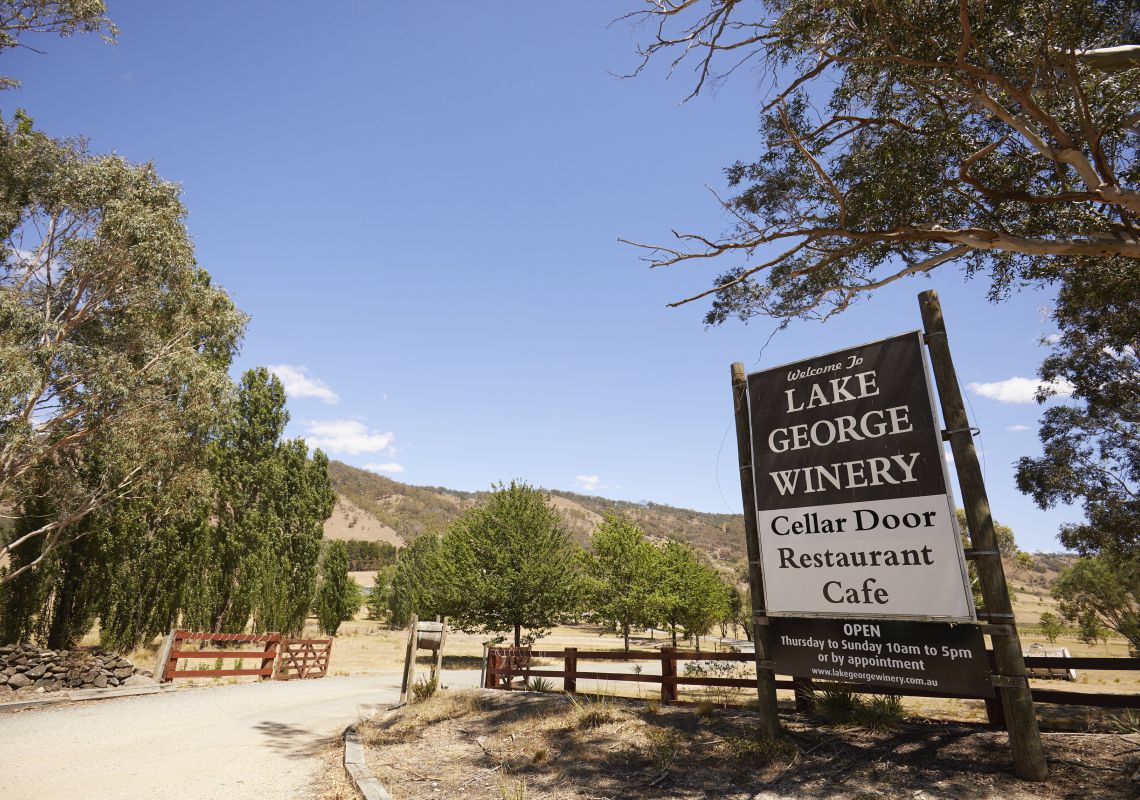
[1077,614,1110,650]
[441,481,582,646]
[315,540,353,636]
[581,514,660,652]
[1052,554,1140,654]
[1038,612,1065,645]
[654,540,730,648]
[366,566,393,622]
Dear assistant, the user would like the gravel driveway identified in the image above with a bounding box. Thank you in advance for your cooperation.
[1,670,481,799]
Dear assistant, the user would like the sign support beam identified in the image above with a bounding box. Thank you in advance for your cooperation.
[732,362,781,740]
[918,289,1048,781]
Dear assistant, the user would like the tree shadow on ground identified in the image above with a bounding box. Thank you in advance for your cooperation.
[253,720,340,759]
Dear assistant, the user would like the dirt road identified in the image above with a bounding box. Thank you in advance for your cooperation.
[1,671,480,799]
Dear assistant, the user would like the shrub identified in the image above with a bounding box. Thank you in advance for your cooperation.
[644,728,685,769]
[571,695,615,729]
[412,674,438,703]
[811,682,860,724]
[525,676,553,693]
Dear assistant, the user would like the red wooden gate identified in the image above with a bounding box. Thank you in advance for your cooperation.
[275,638,334,680]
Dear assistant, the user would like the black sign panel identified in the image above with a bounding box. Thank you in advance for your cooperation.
[770,617,993,698]
[748,331,948,511]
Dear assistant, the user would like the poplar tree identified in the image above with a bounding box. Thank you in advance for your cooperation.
[388,532,444,627]
[315,540,353,636]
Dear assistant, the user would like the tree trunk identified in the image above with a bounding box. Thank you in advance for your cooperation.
[514,623,521,648]
[623,623,630,653]
[671,623,677,647]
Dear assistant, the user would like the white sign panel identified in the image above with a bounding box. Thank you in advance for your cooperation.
[746,331,975,621]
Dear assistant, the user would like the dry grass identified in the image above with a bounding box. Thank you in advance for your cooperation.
[352,689,1140,799]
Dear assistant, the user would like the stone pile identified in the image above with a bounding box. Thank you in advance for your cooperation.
[0,643,154,695]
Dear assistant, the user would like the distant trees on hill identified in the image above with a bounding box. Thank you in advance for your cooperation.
[380,484,736,649]
[343,540,398,572]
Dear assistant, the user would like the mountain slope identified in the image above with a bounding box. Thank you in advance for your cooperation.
[324,461,747,564]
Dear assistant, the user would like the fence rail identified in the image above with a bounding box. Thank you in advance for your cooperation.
[159,630,333,682]
[484,646,1140,713]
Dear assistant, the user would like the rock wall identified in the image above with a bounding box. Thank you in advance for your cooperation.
[0,643,153,695]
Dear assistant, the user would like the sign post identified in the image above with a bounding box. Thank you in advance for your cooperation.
[918,289,1047,781]
[731,362,781,740]
[733,291,1047,780]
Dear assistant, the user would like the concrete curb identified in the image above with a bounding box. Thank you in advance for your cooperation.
[343,723,393,800]
[0,683,171,713]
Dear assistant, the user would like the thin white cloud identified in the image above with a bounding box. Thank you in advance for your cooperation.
[1005,424,1032,432]
[967,377,1074,404]
[268,364,339,405]
[575,474,604,491]
[1042,333,1061,345]
[364,462,405,474]
[301,419,394,454]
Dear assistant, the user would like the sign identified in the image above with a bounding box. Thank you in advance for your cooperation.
[770,617,993,698]
[747,331,974,621]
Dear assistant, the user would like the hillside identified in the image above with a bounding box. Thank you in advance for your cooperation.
[324,461,747,564]
[324,462,1076,579]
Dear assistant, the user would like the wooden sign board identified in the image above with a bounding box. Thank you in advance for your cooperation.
[745,331,975,621]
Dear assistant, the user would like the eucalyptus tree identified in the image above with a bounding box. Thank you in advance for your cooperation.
[0,0,117,89]
[0,115,247,585]
[1015,259,1138,555]
[621,2,1139,323]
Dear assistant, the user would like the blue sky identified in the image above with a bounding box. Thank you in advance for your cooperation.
[5,2,1082,552]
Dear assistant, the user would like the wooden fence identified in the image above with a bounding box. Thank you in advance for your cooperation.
[159,630,333,682]
[484,646,1140,720]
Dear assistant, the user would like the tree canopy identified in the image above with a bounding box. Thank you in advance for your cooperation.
[622,1,1140,324]
[440,481,582,646]
[0,114,247,584]
[581,514,661,651]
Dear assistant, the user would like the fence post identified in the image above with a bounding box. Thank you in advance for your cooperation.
[154,628,177,683]
[661,647,676,703]
[162,630,186,682]
[263,634,281,681]
[564,647,577,694]
[400,615,418,704]
[483,651,497,688]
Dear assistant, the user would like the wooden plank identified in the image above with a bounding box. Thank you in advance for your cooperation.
[175,631,279,642]
[171,649,278,660]
[1023,656,1140,670]
[732,361,781,740]
[167,668,273,678]
[1030,690,1140,708]
[920,290,1048,781]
